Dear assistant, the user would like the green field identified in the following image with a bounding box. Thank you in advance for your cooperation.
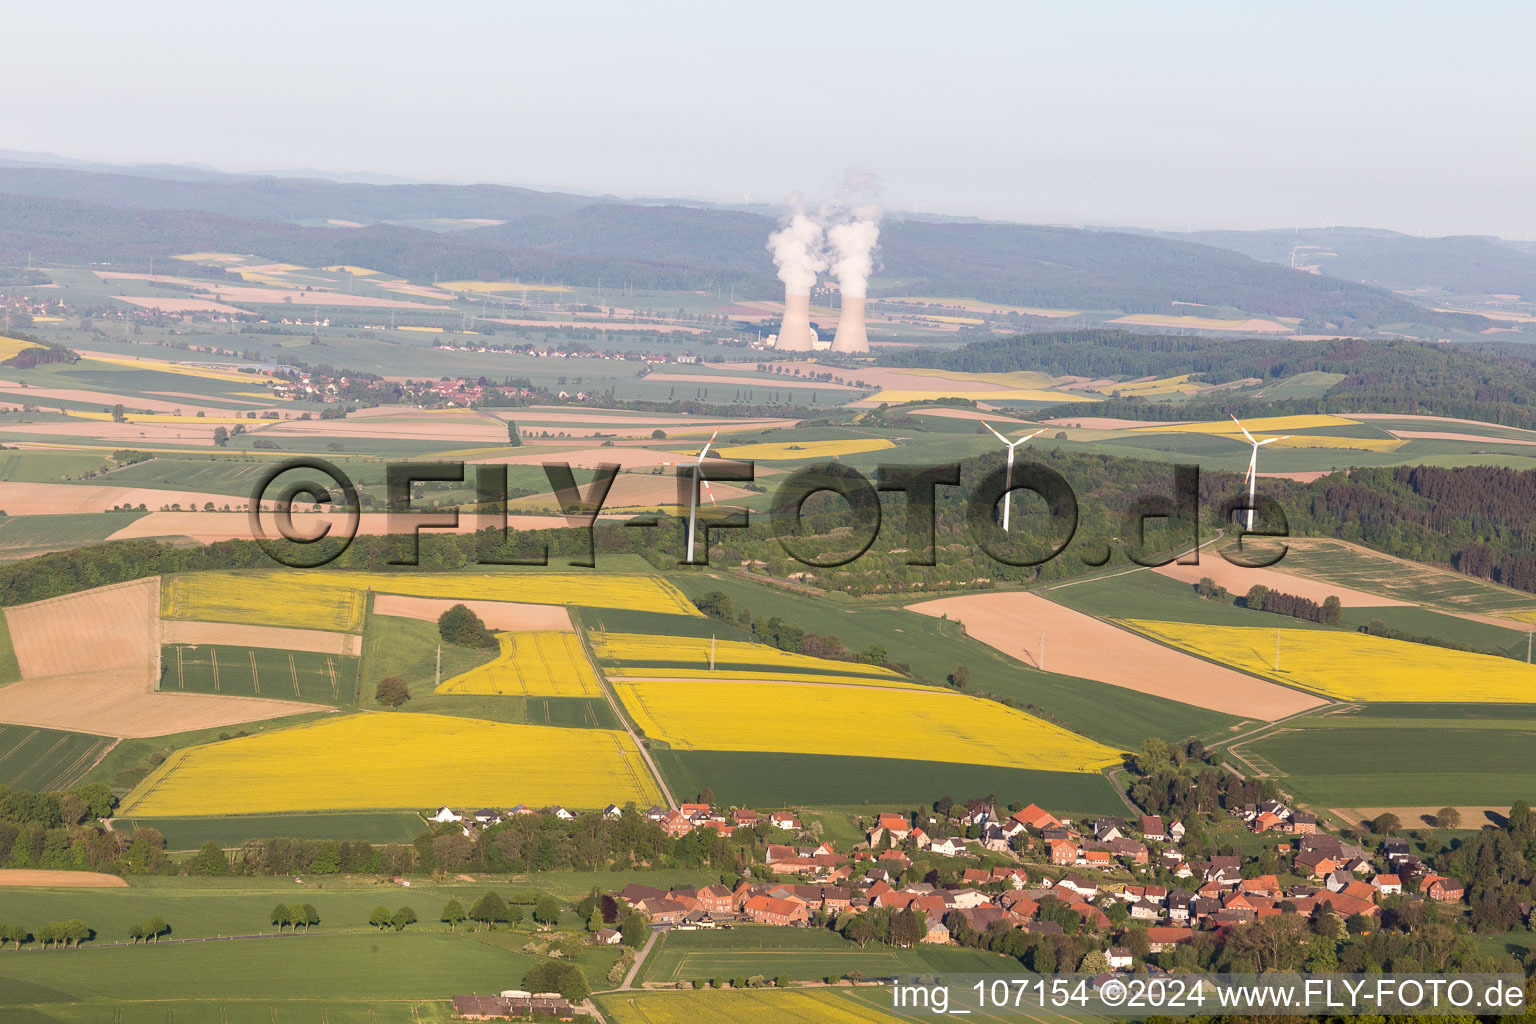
[652,749,1124,815]
[1242,712,1536,808]
[0,610,20,683]
[1045,569,1332,629]
[360,612,498,703]
[1338,605,1531,659]
[638,926,1006,984]
[1280,539,1536,614]
[0,511,148,562]
[121,811,427,850]
[672,574,1241,749]
[0,724,115,791]
[160,644,359,705]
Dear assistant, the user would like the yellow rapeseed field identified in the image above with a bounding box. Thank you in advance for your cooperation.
[0,336,42,362]
[83,355,258,384]
[1119,619,1536,702]
[162,572,368,632]
[612,679,1122,772]
[603,990,904,1024]
[711,439,897,460]
[120,713,661,814]
[162,571,699,631]
[436,631,601,696]
[1135,415,1359,435]
[594,633,912,685]
[1212,433,1406,453]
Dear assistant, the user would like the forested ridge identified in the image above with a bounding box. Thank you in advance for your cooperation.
[883,330,1536,429]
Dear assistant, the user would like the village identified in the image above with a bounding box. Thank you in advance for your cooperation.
[438,793,1494,1020]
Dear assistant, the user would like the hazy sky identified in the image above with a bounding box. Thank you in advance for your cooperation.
[7,1,1533,236]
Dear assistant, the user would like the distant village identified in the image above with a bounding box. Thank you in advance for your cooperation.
[434,793,1477,971]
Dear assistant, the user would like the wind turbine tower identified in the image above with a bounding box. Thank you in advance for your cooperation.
[664,430,720,563]
[1230,415,1288,531]
[982,422,1044,532]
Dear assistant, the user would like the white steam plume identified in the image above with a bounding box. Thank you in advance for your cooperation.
[826,204,881,299]
[766,194,827,295]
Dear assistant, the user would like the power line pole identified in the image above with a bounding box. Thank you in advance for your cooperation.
[1039,633,1046,672]
[1274,630,1281,672]
[435,644,441,689]
[709,635,716,672]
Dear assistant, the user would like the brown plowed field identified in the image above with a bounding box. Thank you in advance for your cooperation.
[160,620,361,655]
[0,870,128,887]
[907,592,1323,720]
[371,595,573,632]
[0,579,316,737]
[1153,558,1407,607]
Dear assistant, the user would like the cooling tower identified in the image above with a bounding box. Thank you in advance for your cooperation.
[830,296,869,353]
[775,290,815,351]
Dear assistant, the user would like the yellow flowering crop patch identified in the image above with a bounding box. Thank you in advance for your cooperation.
[1135,415,1359,435]
[709,439,896,461]
[866,388,1093,405]
[612,678,1122,772]
[82,355,259,384]
[437,631,601,696]
[1210,433,1406,453]
[594,632,912,685]
[603,990,905,1024]
[162,571,699,632]
[120,713,661,815]
[1119,619,1536,702]
[0,336,42,362]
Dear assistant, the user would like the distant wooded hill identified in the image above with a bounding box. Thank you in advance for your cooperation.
[0,166,1494,335]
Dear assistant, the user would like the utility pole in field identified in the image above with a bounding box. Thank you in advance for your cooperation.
[709,635,716,672]
[1275,631,1282,672]
[435,644,441,689]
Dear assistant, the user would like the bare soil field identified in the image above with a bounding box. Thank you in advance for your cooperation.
[0,482,243,516]
[94,272,449,309]
[371,595,573,632]
[905,408,1031,424]
[0,870,128,888]
[1041,417,1176,429]
[160,620,362,656]
[113,296,253,315]
[5,578,159,679]
[105,511,618,544]
[254,415,507,442]
[1333,806,1509,830]
[0,382,270,417]
[907,592,1324,719]
[1258,471,1335,482]
[484,447,705,469]
[0,579,314,736]
[1154,558,1408,607]
[0,422,221,445]
[1387,430,1536,446]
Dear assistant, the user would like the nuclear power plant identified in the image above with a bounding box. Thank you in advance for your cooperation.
[775,291,816,351]
[829,295,869,353]
[766,192,879,353]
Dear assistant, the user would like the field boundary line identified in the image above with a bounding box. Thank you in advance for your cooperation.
[573,610,675,810]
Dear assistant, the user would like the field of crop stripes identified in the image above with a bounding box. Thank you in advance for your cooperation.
[161,644,358,705]
[0,724,114,790]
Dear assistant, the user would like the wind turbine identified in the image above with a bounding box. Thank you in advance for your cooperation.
[982,422,1044,532]
[665,430,719,563]
[1230,415,1288,531]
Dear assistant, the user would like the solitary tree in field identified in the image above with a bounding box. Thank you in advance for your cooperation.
[300,904,319,932]
[144,916,168,943]
[271,904,293,931]
[191,841,228,876]
[368,906,393,930]
[438,605,496,649]
[374,675,411,707]
[1436,807,1462,829]
[441,899,466,932]
[1373,812,1402,836]
[392,907,418,931]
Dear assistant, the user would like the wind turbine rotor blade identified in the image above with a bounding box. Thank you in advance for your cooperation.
[981,421,1010,445]
[697,429,719,461]
[1229,414,1256,444]
[1255,436,1283,446]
